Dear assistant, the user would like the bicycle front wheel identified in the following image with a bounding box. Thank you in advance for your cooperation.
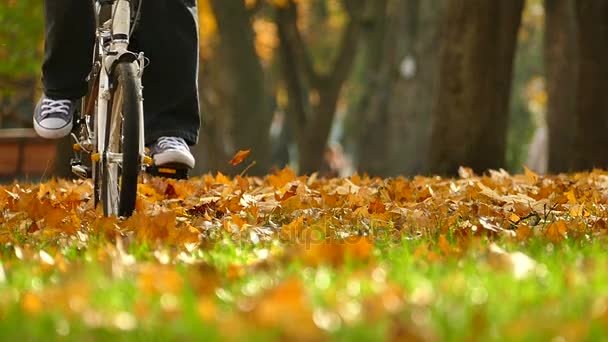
[101,62,142,217]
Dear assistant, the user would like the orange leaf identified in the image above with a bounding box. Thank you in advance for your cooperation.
[276,184,298,202]
[253,278,320,339]
[368,197,386,214]
[545,220,568,243]
[438,234,452,255]
[165,183,178,198]
[268,167,297,189]
[279,216,306,243]
[229,149,251,166]
[231,214,247,229]
[516,224,532,241]
[345,236,373,260]
[138,264,184,295]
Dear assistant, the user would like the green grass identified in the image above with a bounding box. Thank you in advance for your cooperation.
[2,234,608,341]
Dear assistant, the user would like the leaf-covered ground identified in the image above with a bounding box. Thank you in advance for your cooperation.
[2,167,608,341]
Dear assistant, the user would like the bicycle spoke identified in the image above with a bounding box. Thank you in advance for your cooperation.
[105,81,125,216]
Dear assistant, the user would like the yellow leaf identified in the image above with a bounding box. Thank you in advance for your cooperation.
[215,171,233,185]
[37,181,53,200]
[570,204,583,217]
[565,189,577,204]
[509,213,521,223]
[523,166,538,183]
[268,167,296,189]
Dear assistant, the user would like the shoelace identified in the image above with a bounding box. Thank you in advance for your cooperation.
[155,137,189,152]
[40,98,72,118]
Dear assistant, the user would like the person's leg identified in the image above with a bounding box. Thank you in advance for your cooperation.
[42,0,95,99]
[131,0,201,146]
[35,0,95,139]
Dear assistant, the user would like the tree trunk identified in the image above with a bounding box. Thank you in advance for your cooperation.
[351,0,444,176]
[545,0,577,173]
[572,1,608,170]
[207,0,273,176]
[429,0,524,176]
[276,0,365,175]
[387,0,445,176]
[352,0,392,176]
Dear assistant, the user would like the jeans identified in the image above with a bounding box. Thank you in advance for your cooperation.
[42,0,200,145]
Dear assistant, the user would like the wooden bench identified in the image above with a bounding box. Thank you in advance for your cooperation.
[0,128,59,182]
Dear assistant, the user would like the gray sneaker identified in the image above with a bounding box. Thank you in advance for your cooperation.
[33,95,78,139]
[149,136,195,169]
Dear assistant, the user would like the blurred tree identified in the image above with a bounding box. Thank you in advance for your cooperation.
[385,0,445,176]
[0,0,44,128]
[0,1,43,79]
[350,0,445,177]
[350,0,392,176]
[545,0,577,173]
[572,1,608,170]
[276,0,366,175]
[429,0,524,175]
[192,0,276,176]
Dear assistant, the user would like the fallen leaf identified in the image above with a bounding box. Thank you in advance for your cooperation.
[509,213,520,223]
[368,197,386,214]
[545,220,568,243]
[229,149,251,166]
[438,235,452,255]
[268,167,297,189]
[523,166,539,184]
[252,278,321,340]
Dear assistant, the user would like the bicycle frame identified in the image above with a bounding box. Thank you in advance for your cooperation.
[95,0,145,164]
[71,0,147,213]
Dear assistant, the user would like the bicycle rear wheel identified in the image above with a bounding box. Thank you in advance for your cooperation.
[100,61,142,217]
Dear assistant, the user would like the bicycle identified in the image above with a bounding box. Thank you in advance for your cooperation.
[70,0,149,217]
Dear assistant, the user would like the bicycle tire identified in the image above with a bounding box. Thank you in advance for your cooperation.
[100,61,141,217]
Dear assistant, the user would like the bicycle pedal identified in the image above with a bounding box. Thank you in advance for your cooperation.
[146,164,190,180]
[70,159,91,178]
